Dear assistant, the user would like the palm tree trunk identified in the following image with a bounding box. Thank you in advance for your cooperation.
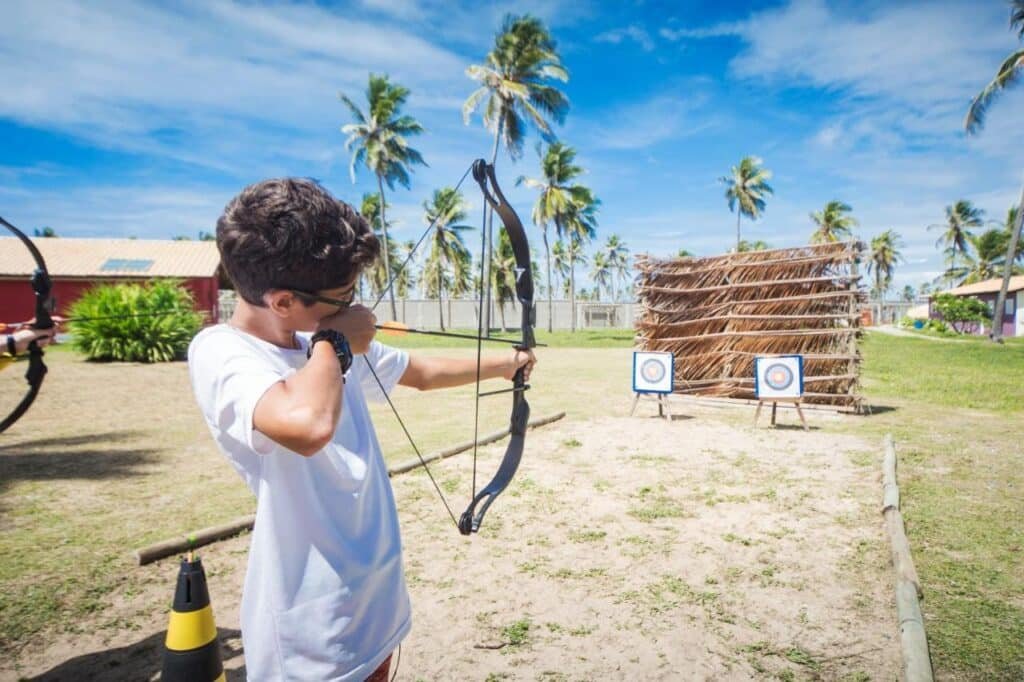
[377,175,398,321]
[991,183,1024,342]
[736,211,741,253]
[569,248,577,332]
[437,268,445,332]
[482,115,505,338]
[544,226,553,333]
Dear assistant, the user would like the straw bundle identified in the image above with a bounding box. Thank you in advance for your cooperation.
[635,241,866,411]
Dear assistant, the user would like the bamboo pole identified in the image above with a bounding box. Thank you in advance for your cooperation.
[640,274,859,296]
[134,412,568,565]
[881,434,933,682]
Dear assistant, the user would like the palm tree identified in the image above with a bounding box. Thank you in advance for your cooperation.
[465,15,569,332]
[360,192,402,300]
[590,252,613,301]
[340,73,426,320]
[868,230,903,321]
[490,227,518,331]
[737,239,772,252]
[552,239,570,297]
[421,188,473,331]
[517,142,592,331]
[561,191,599,331]
[901,285,916,303]
[964,1,1024,340]
[603,234,630,302]
[720,156,774,252]
[397,240,417,298]
[928,200,984,287]
[999,205,1023,264]
[809,201,858,244]
[463,15,569,165]
[962,229,1011,284]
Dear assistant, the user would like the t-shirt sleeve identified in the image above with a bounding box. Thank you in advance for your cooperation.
[355,341,409,403]
[188,329,289,455]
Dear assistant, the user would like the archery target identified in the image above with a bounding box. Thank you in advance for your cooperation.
[755,355,804,399]
[633,351,674,394]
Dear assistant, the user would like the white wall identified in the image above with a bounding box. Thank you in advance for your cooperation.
[1017,291,1023,337]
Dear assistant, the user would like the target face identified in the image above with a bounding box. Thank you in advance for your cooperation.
[755,355,803,399]
[633,351,674,394]
[764,363,794,391]
[641,359,666,383]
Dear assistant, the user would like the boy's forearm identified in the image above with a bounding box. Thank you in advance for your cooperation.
[409,354,512,390]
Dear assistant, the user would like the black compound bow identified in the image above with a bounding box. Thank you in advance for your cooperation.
[0,217,55,434]
[364,159,535,535]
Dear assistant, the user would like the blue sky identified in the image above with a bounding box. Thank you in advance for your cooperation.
[2,0,1023,293]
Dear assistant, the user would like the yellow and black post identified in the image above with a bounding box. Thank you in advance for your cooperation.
[161,554,225,681]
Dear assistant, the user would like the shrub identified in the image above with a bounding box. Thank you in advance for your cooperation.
[68,280,204,362]
[931,293,991,334]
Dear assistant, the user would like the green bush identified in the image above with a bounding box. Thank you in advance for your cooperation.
[68,280,204,362]
[931,293,991,334]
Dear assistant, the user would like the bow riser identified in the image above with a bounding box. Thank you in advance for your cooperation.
[0,217,55,434]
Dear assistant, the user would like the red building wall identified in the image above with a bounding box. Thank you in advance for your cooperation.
[0,277,219,327]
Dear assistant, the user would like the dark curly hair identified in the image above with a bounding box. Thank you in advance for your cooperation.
[216,178,380,305]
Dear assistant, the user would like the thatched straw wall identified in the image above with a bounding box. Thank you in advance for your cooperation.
[635,241,866,412]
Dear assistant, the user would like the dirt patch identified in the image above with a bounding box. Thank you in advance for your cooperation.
[3,409,898,681]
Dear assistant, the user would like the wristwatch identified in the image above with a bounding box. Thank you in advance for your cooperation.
[307,329,353,373]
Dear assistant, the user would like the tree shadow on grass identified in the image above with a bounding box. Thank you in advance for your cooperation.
[28,628,244,681]
[0,431,159,496]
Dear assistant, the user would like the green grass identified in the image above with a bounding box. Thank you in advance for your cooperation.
[2,327,1023,679]
[862,332,1024,411]
[858,331,1024,679]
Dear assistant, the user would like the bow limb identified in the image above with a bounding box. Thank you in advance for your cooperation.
[0,217,55,434]
[458,161,536,535]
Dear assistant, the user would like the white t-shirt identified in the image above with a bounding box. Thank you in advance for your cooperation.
[188,324,411,681]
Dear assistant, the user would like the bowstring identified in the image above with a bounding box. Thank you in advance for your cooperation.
[360,161,476,530]
[470,196,491,497]
[363,359,459,528]
[369,163,474,312]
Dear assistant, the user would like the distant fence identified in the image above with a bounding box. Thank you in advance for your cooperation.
[217,291,639,330]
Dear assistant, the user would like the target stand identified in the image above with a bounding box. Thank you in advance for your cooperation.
[630,351,675,421]
[753,355,808,431]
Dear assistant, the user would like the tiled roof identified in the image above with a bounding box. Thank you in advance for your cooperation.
[0,237,220,278]
[945,275,1024,297]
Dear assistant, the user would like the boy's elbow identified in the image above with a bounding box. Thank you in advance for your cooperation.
[285,406,337,456]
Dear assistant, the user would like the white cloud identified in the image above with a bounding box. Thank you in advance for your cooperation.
[0,1,470,169]
[595,25,655,52]
[577,91,719,151]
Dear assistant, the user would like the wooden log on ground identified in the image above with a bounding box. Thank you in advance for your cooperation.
[136,515,255,566]
[135,411,567,565]
[387,411,566,476]
[881,434,933,681]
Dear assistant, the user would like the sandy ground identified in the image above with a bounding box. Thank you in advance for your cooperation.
[4,406,899,681]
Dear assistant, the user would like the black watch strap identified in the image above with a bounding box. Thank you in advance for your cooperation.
[308,329,352,373]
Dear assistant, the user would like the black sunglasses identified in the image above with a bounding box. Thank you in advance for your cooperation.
[290,286,357,308]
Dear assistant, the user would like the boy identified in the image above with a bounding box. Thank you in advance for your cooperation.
[188,178,535,680]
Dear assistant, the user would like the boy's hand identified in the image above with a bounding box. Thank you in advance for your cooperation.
[503,348,536,381]
[317,304,377,355]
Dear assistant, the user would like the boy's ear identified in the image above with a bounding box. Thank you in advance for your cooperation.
[265,289,302,318]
